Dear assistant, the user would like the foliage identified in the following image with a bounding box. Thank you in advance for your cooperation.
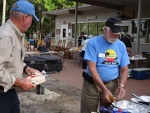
[51,0,76,9]
[0,0,76,38]
[31,0,76,39]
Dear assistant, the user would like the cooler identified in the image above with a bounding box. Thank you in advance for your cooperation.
[24,56,46,72]
[35,56,62,72]
[131,68,150,80]
[24,56,62,72]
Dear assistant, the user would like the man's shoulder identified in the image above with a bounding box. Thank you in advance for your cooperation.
[87,35,102,46]
[0,22,13,38]
[45,34,51,38]
[90,35,102,41]
[48,34,51,38]
[117,39,126,44]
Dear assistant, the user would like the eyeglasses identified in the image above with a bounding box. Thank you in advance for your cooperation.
[28,14,33,18]
[27,14,36,21]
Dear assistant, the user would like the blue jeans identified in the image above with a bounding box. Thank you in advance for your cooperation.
[0,88,20,113]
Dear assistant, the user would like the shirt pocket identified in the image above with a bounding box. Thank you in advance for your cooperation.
[10,45,22,62]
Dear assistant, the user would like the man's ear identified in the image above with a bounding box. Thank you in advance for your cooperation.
[23,14,27,22]
[103,26,107,32]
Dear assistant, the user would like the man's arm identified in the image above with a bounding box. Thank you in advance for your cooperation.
[14,65,42,90]
[14,77,35,91]
[126,39,132,56]
[127,47,132,57]
[119,66,128,87]
[116,66,128,98]
[87,60,114,103]
[14,64,42,90]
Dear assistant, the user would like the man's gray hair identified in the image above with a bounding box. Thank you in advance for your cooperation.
[10,10,24,19]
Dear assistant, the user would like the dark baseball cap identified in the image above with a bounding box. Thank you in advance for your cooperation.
[11,0,39,21]
[105,17,124,34]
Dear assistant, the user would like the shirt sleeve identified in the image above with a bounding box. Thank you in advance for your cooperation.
[0,36,16,92]
[126,40,132,48]
[84,40,97,63]
[119,44,130,68]
[82,40,86,46]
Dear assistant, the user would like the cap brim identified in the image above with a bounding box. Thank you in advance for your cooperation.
[33,15,39,22]
[111,26,124,34]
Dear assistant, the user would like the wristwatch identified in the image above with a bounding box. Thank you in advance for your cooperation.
[119,83,124,88]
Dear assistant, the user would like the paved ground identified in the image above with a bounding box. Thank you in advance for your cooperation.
[49,60,150,100]
[17,77,81,113]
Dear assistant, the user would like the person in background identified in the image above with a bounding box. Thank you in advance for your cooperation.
[80,17,130,113]
[26,34,31,41]
[44,32,51,51]
[0,0,41,113]
[33,38,38,51]
[80,36,93,69]
[78,32,86,65]
[33,31,38,39]
[120,33,133,57]
[78,32,86,47]
[37,40,47,52]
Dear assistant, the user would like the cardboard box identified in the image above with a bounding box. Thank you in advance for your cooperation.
[131,68,150,80]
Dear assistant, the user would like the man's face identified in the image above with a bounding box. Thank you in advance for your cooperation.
[104,27,120,43]
[81,33,84,37]
[22,14,33,32]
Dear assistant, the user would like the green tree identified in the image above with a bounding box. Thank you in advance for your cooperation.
[32,0,77,39]
[0,0,76,39]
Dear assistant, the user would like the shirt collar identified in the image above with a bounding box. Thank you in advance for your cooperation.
[7,19,24,39]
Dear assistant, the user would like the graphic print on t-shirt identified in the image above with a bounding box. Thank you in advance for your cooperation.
[102,49,119,65]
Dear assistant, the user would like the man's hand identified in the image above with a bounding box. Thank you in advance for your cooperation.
[115,86,126,99]
[25,67,42,76]
[102,89,113,103]
[19,76,36,90]
[30,75,46,85]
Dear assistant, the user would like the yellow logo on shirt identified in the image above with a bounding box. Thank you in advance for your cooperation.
[102,49,118,65]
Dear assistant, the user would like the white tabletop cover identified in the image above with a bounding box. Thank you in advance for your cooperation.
[132,68,150,71]
[25,51,58,55]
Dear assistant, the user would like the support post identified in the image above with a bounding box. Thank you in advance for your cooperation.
[135,0,141,54]
[2,0,6,24]
[74,2,78,47]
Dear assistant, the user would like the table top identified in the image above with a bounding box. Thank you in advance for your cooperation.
[69,47,81,51]
[129,57,146,60]
[25,51,58,55]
